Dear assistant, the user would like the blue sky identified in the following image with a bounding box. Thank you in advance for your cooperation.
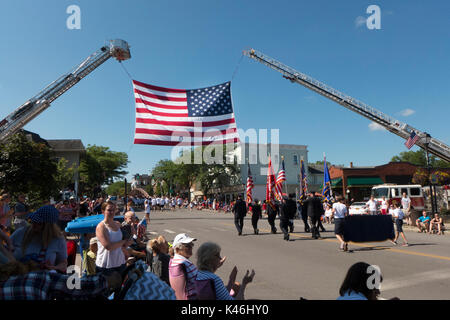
[1,0,449,180]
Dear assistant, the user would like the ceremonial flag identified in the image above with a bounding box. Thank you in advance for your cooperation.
[132,80,240,146]
[274,157,286,201]
[404,131,419,149]
[322,155,332,203]
[246,163,254,204]
[266,155,276,210]
[298,159,308,204]
[137,218,147,240]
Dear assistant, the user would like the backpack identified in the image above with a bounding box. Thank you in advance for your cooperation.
[195,278,216,300]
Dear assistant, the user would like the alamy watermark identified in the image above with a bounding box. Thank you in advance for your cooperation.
[366,264,382,290]
[66,5,81,30]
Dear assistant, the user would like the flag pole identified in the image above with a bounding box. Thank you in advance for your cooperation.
[282,155,288,197]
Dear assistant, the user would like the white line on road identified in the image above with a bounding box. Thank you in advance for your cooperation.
[211,227,228,232]
[382,268,450,291]
[164,229,176,234]
[148,231,158,235]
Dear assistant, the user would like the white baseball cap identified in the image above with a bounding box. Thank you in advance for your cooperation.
[172,233,197,247]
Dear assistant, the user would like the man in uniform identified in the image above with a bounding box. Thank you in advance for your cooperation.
[304,192,325,239]
[232,195,247,236]
[279,194,298,241]
[266,200,279,234]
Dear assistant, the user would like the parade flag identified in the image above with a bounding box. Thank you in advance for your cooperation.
[404,131,419,149]
[322,155,333,203]
[132,80,240,146]
[274,157,286,201]
[246,163,254,204]
[266,155,276,209]
[298,159,308,204]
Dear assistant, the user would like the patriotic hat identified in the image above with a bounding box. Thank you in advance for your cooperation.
[27,205,59,224]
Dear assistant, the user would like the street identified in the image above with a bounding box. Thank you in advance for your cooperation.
[133,208,450,300]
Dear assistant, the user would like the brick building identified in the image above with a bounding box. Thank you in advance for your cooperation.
[329,162,421,201]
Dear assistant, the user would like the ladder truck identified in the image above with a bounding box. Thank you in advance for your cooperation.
[243,49,450,163]
[0,39,131,142]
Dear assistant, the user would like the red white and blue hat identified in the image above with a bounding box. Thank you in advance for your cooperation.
[27,205,59,223]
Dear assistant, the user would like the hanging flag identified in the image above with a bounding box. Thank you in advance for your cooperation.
[246,163,254,204]
[298,159,308,204]
[266,155,276,210]
[137,218,147,239]
[274,157,286,201]
[132,80,240,146]
[322,155,333,203]
[404,131,419,149]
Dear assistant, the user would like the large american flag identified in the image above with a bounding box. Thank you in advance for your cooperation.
[133,80,239,146]
[404,131,419,149]
[274,158,286,201]
[246,164,254,204]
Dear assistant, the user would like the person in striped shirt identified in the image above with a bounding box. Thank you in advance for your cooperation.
[169,233,198,300]
[195,242,255,300]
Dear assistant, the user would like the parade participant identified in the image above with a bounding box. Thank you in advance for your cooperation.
[391,202,409,246]
[249,200,262,235]
[297,200,310,233]
[280,195,297,241]
[401,192,412,226]
[267,201,279,234]
[366,195,378,215]
[195,242,255,300]
[380,196,388,215]
[95,202,131,275]
[316,193,327,232]
[10,205,68,272]
[13,194,29,231]
[416,210,431,233]
[232,195,247,236]
[169,233,198,300]
[332,196,348,251]
[304,192,325,239]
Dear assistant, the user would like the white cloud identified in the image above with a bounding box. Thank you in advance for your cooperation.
[355,16,366,28]
[369,122,385,131]
[399,108,415,117]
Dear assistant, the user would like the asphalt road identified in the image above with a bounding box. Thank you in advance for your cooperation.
[134,208,450,300]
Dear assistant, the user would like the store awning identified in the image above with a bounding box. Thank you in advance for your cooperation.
[347,177,384,187]
[331,178,342,187]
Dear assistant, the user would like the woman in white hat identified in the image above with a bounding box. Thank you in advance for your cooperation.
[169,233,198,300]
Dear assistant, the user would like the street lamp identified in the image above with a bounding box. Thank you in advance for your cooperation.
[424,133,435,214]
[346,189,351,204]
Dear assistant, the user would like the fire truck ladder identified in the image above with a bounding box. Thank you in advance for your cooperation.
[243,49,450,163]
[0,39,131,142]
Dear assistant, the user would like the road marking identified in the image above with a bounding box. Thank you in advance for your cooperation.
[148,231,158,235]
[382,268,450,291]
[222,222,450,262]
[164,229,176,234]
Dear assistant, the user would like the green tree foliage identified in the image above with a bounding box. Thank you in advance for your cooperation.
[105,180,131,197]
[0,133,58,209]
[391,149,450,168]
[79,145,128,196]
[54,158,77,192]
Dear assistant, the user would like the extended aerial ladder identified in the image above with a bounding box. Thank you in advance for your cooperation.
[0,39,131,142]
[244,49,450,162]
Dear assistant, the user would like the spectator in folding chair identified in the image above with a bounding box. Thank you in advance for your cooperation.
[416,210,431,233]
[430,213,445,235]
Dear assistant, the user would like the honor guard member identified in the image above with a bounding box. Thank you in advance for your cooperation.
[232,195,247,236]
[266,200,279,234]
[304,192,325,239]
[249,199,262,235]
[298,200,310,233]
[279,194,297,241]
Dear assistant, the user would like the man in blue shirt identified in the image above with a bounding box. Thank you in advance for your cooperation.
[416,210,431,233]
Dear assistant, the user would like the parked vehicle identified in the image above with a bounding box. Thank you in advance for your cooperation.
[371,184,425,210]
[349,202,369,215]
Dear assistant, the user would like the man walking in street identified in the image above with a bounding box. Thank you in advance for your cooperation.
[304,192,325,239]
[267,200,279,234]
[280,194,297,241]
[232,195,247,236]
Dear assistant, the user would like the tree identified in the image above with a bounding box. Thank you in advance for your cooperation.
[0,133,58,209]
[54,158,77,193]
[105,180,131,197]
[391,149,450,168]
[79,145,128,197]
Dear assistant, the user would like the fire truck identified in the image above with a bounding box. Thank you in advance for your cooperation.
[371,184,425,210]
